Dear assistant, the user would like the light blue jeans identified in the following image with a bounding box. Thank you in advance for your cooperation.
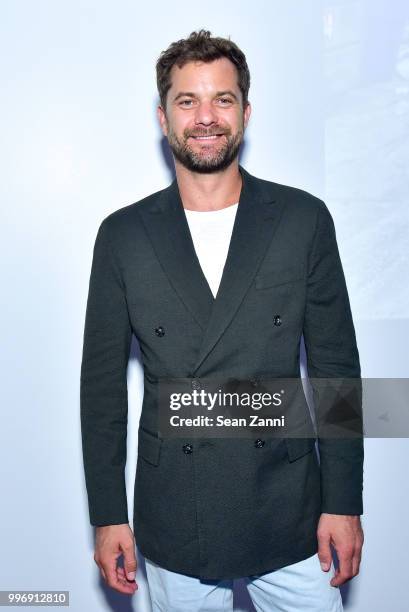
[145,552,343,611]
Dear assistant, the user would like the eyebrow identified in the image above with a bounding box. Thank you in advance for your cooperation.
[173,90,239,102]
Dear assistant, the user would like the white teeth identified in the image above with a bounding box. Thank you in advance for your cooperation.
[194,135,218,139]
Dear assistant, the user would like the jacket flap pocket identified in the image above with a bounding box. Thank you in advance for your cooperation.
[138,427,163,466]
[255,266,304,289]
[285,437,316,462]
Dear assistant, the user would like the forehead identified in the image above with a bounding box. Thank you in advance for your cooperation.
[169,57,240,94]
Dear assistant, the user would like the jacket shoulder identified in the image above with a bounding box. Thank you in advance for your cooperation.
[104,186,165,224]
[94,185,166,242]
[252,173,334,233]
[256,173,326,212]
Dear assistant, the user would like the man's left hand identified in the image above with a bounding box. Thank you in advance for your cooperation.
[317,513,364,587]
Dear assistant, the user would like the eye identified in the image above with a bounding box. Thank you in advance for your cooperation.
[218,97,233,104]
[179,99,194,106]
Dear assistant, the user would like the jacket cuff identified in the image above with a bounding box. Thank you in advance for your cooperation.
[319,451,364,515]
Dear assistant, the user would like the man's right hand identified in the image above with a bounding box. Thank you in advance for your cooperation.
[94,523,138,595]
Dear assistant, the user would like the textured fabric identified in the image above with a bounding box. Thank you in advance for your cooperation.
[145,553,343,612]
[80,165,363,579]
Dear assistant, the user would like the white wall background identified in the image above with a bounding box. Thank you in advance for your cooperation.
[1,1,408,610]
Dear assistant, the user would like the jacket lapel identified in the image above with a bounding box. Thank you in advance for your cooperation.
[138,164,285,375]
[138,173,216,332]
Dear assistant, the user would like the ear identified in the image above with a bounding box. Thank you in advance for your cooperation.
[157,105,169,137]
[243,101,252,129]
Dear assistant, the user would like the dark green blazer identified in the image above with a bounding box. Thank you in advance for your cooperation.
[80,164,364,580]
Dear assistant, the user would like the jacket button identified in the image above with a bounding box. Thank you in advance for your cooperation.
[191,379,201,391]
[183,443,193,454]
[254,438,265,448]
[155,326,165,337]
[273,314,282,326]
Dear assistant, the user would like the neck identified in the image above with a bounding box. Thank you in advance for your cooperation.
[174,161,242,212]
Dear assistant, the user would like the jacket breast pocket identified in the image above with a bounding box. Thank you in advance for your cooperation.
[255,265,305,290]
[138,427,163,466]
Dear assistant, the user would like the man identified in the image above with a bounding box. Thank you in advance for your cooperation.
[80,30,364,611]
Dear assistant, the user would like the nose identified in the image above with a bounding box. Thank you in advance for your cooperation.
[194,100,218,126]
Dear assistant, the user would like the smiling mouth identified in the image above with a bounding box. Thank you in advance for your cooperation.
[190,134,225,141]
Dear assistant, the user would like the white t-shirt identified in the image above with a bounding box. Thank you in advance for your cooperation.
[184,203,239,298]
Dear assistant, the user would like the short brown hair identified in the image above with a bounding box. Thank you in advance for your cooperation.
[156,29,251,112]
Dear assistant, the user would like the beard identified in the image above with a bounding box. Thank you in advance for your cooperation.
[166,122,244,174]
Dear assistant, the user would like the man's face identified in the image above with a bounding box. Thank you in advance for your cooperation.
[158,57,251,173]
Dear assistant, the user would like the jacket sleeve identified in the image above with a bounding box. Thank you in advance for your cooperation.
[80,218,132,526]
[302,199,364,516]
